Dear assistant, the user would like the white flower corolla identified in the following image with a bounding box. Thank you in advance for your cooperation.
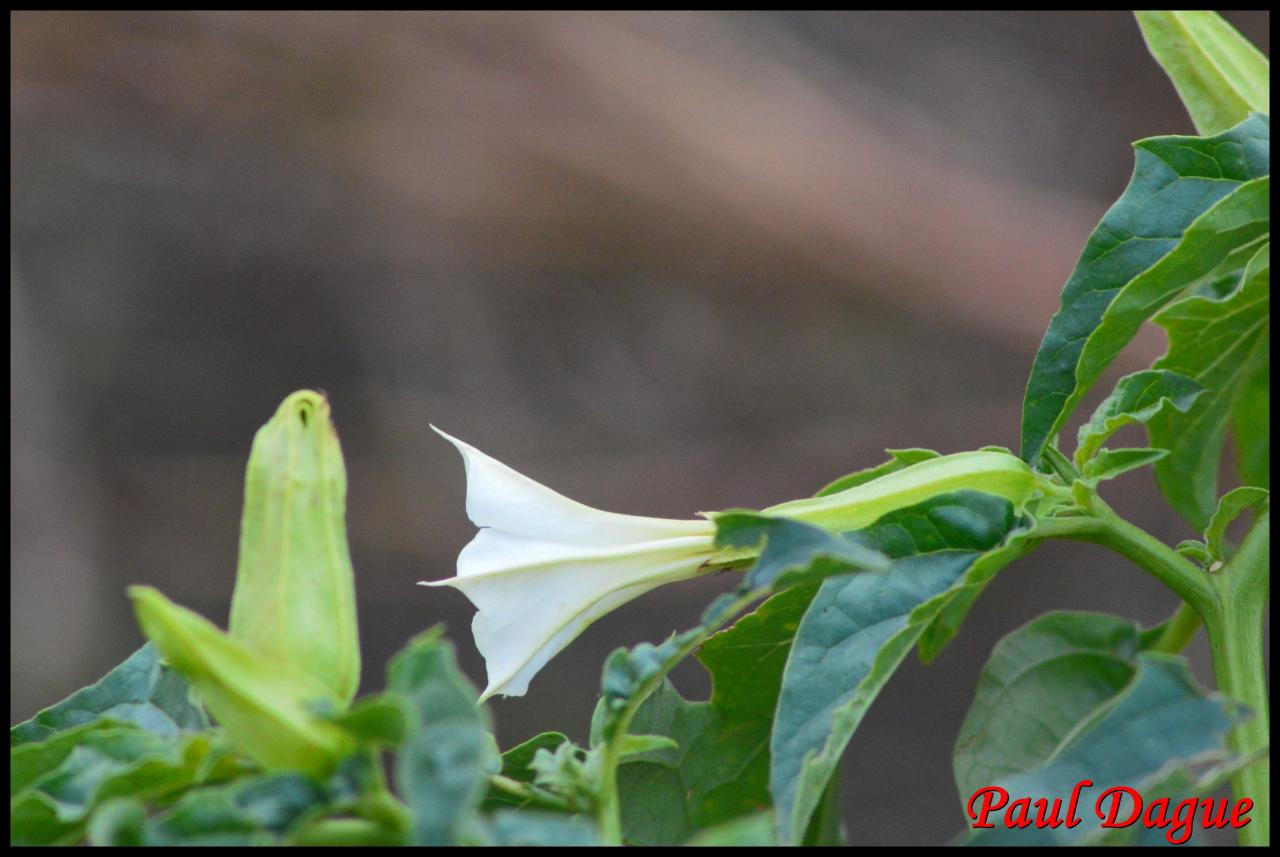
[423,429,1058,701]
[422,427,719,701]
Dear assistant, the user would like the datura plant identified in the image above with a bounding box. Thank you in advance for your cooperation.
[10,11,1270,848]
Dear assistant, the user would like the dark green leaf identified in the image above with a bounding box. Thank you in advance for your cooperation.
[713,512,890,591]
[952,612,1145,799]
[479,809,599,846]
[11,728,223,845]
[616,584,818,845]
[1020,114,1270,467]
[500,732,569,783]
[10,643,208,746]
[389,626,497,846]
[87,771,327,846]
[1149,242,1269,528]
[770,491,1025,844]
[960,654,1245,845]
[481,731,570,812]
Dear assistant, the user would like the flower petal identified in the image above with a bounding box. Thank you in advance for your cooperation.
[426,542,714,699]
[430,425,710,545]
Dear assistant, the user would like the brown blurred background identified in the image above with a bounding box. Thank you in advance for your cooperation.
[10,10,1269,845]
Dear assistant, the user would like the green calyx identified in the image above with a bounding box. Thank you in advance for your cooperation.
[705,450,1062,569]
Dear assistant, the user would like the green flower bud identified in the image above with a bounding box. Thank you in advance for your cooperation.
[228,391,360,705]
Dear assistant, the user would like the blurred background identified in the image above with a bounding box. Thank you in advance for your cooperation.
[10,10,1269,845]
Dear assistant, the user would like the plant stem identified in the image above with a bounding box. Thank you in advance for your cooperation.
[1202,508,1270,846]
[1148,601,1203,655]
[1043,495,1269,846]
[1043,494,1217,620]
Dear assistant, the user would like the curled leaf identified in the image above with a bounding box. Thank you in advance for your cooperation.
[130,586,354,778]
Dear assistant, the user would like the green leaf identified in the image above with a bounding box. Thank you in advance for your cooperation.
[1148,242,1270,528]
[684,810,776,845]
[816,448,940,496]
[714,512,891,591]
[481,731,570,812]
[11,727,223,845]
[86,771,328,846]
[615,584,818,845]
[501,732,569,782]
[960,653,1246,845]
[1087,752,1264,846]
[1232,355,1269,488]
[952,612,1147,800]
[229,390,360,705]
[1175,539,1215,566]
[128,586,354,778]
[770,491,1026,844]
[593,512,891,838]
[388,627,497,846]
[1204,486,1270,561]
[12,719,131,796]
[1079,447,1169,485]
[10,643,208,746]
[286,817,407,846]
[1136,11,1269,137]
[1020,114,1270,467]
[328,693,412,747]
[527,741,600,812]
[478,809,599,846]
[76,733,394,847]
[916,518,1040,664]
[618,734,679,757]
[1074,369,1202,465]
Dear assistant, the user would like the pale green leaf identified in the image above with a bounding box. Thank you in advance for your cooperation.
[1136,11,1269,136]
[1204,486,1269,561]
[816,448,940,496]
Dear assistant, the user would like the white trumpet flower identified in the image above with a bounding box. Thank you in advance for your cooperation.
[422,427,719,701]
[424,427,1056,701]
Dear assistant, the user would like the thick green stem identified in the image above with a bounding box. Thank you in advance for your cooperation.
[1203,508,1270,846]
[1044,494,1217,620]
[1046,496,1269,846]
